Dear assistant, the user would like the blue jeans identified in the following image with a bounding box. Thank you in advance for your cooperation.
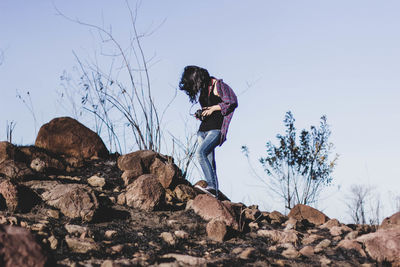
[196,130,221,193]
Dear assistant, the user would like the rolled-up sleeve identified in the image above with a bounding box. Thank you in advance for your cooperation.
[218,81,238,116]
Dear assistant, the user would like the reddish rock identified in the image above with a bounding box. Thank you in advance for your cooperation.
[299,246,314,257]
[41,184,99,222]
[190,194,239,230]
[268,210,287,224]
[0,160,33,180]
[243,205,261,221]
[357,228,400,264]
[35,117,108,160]
[380,212,400,230]
[125,174,165,211]
[206,219,227,242]
[149,157,178,189]
[173,184,197,202]
[0,224,48,267]
[121,169,143,186]
[319,218,340,229]
[194,180,208,188]
[288,204,329,226]
[117,150,157,171]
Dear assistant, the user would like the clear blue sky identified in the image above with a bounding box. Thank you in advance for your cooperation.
[1,0,399,222]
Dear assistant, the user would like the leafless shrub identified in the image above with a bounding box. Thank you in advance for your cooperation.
[6,121,16,143]
[16,90,38,136]
[346,184,382,225]
[56,1,167,154]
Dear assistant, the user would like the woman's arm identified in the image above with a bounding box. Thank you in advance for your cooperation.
[201,105,221,117]
[217,81,238,116]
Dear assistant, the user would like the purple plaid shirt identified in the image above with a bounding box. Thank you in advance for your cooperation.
[215,79,238,146]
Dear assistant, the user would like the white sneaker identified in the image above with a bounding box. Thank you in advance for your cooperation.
[194,185,216,197]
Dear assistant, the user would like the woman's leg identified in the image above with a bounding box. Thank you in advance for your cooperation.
[196,130,221,193]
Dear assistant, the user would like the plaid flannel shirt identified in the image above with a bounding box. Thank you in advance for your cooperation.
[215,79,238,146]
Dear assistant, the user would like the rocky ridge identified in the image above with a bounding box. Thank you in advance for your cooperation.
[0,117,399,266]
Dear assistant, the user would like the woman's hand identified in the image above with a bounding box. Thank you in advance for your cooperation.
[201,105,221,117]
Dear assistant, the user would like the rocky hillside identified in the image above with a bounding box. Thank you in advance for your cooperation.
[0,117,399,267]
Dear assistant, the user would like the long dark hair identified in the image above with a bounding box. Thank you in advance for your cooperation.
[179,65,212,105]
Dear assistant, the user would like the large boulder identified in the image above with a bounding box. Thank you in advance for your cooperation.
[190,194,239,230]
[0,224,48,267]
[118,150,182,189]
[118,150,157,171]
[380,211,400,230]
[356,228,400,264]
[35,117,108,160]
[149,157,179,189]
[41,183,99,222]
[288,204,329,226]
[125,174,165,211]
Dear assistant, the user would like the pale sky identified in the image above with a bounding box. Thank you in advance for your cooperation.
[1,0,400,222]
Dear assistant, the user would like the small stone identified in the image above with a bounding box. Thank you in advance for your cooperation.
[174,230,189,239]
[232,247,243,254]
[314,239,331,253]
[239,247,256,259]
[30,158,46,172]
[101,260,114,267]
[113,187,120,193]
[105,230,117,239]
[111,244,124,253]
[20,221,28,228]
[320,218,340,229]
[31,223,46,231]
[248,221,259,230]
[65,235,99,253]
[330,226,344,236]
[345,231,359,240]
[284,217,298,230]
[48,235,58,250]
[282,247,300,259]
[80,232,87,240]
[47,209,60,219]
[299,246,314,257]
[117,193,126,205]
[109,197,116,203]
[302,234,323,245]
[319,256,332,266]
[161,253,206,266]
[8,216,18,225]
[160,232,176,246]
[65,224,88,235]
[87,175,106,188]
[57,175,81,181]
[167,220,178,227]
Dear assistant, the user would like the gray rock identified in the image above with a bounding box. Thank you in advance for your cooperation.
[42,184,99,222]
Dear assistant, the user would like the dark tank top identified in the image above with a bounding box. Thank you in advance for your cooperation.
[199,90,224,132]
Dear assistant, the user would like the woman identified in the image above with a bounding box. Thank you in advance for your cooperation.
[179,65,238,197]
